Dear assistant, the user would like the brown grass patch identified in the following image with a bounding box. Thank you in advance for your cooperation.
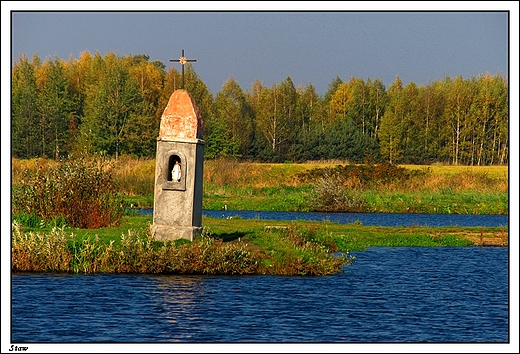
[429,228,508,247]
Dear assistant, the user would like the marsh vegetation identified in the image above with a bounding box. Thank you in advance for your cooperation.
[11,157,508,276]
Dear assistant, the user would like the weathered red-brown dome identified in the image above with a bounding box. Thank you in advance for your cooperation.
[158,89,203,141]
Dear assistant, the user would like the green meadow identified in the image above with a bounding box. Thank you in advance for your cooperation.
[12,212,507,276]
[11,157,508,276]
[108,157,508,215]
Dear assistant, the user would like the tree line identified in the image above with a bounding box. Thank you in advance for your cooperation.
[11,51,508,165]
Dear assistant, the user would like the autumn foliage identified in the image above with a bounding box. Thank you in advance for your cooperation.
[12,156,123,228]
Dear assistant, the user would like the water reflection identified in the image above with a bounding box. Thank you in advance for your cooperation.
[149,275,209,341]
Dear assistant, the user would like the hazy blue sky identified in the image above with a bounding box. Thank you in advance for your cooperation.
[7,5,512,96]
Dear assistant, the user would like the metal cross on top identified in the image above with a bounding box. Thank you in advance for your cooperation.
[170,49,197,89]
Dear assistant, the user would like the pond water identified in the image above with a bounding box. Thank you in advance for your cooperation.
[137,209,509,227]
[11,246,509,346]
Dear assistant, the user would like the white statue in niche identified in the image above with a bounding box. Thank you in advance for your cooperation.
[172,161,181,182]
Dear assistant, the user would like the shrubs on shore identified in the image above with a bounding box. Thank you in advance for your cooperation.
[10,157,506,276]
[297,163,507,213]
[11,222,353,276]
[12,157,508,215]
[11,156,124,229]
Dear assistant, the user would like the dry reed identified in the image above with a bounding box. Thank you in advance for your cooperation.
[11,221,351,276]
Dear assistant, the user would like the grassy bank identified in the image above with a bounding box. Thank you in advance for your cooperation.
[11,157,508,214]
[202,186,508,214]
[12,214,508,276]
[12,215,351,276]
[202,160,508,214]
[10,157,508,276]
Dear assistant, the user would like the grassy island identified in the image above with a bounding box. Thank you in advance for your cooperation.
[11,157,508,276]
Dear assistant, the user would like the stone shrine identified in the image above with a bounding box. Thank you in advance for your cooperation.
[151,89,204,241]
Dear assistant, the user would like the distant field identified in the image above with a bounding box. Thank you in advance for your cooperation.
[244,161,509,179]
[11,157,508,214]
[12,157,509,192]
[399,164,508,179]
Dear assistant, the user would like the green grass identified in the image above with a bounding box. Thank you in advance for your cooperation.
[12,213,507,276]
[11,157,509,276]
[203,184,313,211]
[13,157,508,215]
[18,213,153,247]
[199,184,508,215]
[12,216,352,276]
[119,193,155,209]
[191,216,504,251]
[361,190,508,214]
[328,226,475,250]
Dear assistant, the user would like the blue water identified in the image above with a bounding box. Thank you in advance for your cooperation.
[137,209,508,227]
[11,247,509,343]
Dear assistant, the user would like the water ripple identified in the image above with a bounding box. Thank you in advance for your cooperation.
[11,247,508,343]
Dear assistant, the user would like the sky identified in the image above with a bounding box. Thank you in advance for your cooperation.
[5,3,514,96]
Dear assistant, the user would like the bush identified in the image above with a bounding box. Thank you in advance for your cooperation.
[11,222,73,272]
[267,226,354,276]
[12,156,124,229]
[298,163,430,212]
[298,163,428,190]
[307,167,368,212]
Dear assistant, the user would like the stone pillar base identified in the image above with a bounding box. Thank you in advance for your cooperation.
[151,224,203,242]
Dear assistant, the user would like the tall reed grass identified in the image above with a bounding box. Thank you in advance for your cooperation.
[12,157,508,215]
[12,155,123,228]
[204,158,305,188]
[111,156,156,195]
[299,164,508,213]
[11,222,351,276]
